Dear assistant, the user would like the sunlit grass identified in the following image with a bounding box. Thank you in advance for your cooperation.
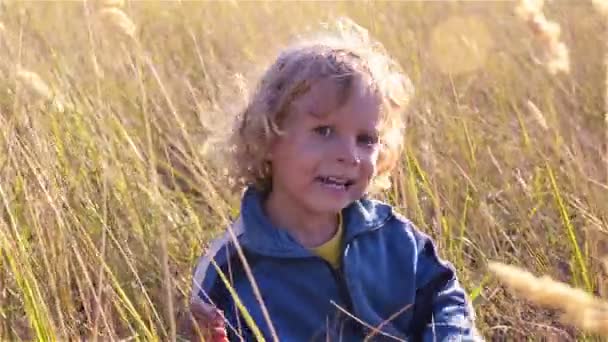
[0,1,606,340]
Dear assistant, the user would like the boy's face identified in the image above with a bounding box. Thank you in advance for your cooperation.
[267,76,382,215]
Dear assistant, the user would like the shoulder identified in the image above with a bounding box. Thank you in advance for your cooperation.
[361,198,443,260]
[378,204,456,285]
[191,217,245,301]
[359,197,421,239]
[389,209,435,251]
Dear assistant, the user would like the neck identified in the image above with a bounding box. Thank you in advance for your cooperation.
[264,190,338,248]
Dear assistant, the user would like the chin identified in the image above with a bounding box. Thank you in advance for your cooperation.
[311,199,353,214]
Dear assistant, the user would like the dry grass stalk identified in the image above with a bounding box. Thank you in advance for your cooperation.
[515,0,570,74]
[526,100,549,131]
[605,109,608,184]
[91,53,104,79]
[2,2,607,340]
[99,7,136,38]
[601,256,608,274]
[489,262,608,335]
[592,0,608,185]
[479,202,498,228]
[589,0,608,184]
[419,140,438,172]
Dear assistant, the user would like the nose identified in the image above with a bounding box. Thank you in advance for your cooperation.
[335,138,360,166]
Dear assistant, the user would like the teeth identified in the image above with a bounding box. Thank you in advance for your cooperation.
[318,176,350,189]
[325,182,345,189]
[326,177,346,185]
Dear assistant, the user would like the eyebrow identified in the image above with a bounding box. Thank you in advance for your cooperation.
[306,109,328,119]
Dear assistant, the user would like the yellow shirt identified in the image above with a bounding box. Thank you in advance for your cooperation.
[310,213,344,269]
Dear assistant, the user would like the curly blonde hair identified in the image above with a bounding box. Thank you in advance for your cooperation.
[229,18,414,193]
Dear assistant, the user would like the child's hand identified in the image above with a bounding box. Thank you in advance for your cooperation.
[182,298,228,342]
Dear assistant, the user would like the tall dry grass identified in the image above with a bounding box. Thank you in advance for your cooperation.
[0,1,607,340]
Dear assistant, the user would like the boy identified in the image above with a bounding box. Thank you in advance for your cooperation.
[188,19,478,341]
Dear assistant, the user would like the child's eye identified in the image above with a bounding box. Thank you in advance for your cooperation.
[313,126,333,138]
[358,134,379,147]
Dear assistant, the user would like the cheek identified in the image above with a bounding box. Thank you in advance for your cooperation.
[286,137,329,167]
[270,136,322,175]
[272,134,306,160]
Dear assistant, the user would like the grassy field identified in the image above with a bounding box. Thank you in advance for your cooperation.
[0,0,607,340]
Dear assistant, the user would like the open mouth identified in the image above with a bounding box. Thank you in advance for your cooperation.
[316,176,355,190]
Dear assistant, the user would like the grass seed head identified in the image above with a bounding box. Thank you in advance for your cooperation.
[99,7,136,39]
[514,0,570,75]
[515,0,544,21]
[545,41,570,74]
[489,262,608,335]
[15,66,67,112]
[526,100,549,130]
[592,0,608,18]
[16,67,52,100]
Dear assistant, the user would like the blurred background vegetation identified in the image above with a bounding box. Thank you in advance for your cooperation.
[0,0,606,340]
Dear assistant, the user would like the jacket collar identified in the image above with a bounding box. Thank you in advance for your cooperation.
[238,187,393,258]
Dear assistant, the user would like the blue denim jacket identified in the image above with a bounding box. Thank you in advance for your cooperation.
[192,187,478,341]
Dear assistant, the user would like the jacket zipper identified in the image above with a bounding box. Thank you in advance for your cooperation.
[336,243,353,312]
[330,264,353,313]
[312,246,354,339]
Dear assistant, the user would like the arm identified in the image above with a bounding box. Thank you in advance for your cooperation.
[188,224,255,341]
[411,232,480,341]
[184,233,235,341]
[179,298,228,342]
